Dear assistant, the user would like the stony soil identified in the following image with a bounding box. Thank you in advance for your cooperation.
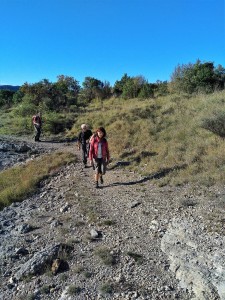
[0,136,224,300]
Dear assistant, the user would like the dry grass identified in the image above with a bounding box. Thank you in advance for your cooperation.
[0,151,77,209]
[68,90,225,186]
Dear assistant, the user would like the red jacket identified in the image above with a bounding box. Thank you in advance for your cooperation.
[89,136,110,161]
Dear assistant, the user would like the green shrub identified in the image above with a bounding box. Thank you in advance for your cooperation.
[44,112,75,134]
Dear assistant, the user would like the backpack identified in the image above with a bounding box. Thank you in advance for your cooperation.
[32,115,41,124]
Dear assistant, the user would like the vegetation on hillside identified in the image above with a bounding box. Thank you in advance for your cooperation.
[68,90,225,186]
[0,151,77,209]
[0,59,225,186]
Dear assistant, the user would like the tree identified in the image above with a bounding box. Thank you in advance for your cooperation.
[0,90,15,107]
[12,90,24,104]
[214,64,225,90]
[80,77,104,103]
[102,81,112,99]
[120,75,151,99]
[138,83,154,98]
[113,73,130,97]
[170,60,225,94]
[20,80,52,106]
[153,80,168,96]
[53,75,80,109]
[19,76,81,111]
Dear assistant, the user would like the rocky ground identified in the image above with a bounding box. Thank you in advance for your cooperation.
[0,136,224,300]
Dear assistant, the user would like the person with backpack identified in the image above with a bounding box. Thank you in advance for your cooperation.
[77,124,93,168]
[32,112,42,142]
[89,127,110,188]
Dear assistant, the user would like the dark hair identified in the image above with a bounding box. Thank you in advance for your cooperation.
[96,127,106,138]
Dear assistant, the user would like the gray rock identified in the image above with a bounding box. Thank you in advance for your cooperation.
[161,218,224,300]
[14,244,62,280]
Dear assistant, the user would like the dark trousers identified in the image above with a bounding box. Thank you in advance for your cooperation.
[81,143,89,165]
[34,125,41,141]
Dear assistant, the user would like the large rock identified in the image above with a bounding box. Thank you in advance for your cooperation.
[14,244,62,280]
[161,217,225,300]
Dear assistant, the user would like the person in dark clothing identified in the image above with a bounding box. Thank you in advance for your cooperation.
[32,112,42,142]
[77,124,93,167]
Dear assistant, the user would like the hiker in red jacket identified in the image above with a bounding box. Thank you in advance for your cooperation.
[32,112,42,142]
[89,127,110,188]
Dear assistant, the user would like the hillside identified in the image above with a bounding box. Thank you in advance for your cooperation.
[0,85,20,91]
[68,90,225,187]
[1,89,225,187]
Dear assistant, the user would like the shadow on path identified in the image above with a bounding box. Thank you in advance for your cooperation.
[105,164,187,187]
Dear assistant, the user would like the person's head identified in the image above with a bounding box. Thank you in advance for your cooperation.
[37,112,41,117]
[96,127,106,139]
[81,124,87,131]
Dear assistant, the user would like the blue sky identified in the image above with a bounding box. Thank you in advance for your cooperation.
[0,0,224,86]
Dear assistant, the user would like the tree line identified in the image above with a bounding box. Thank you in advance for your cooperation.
[0,60,225,111]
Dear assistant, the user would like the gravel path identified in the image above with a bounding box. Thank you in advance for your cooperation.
[0,137,224,300]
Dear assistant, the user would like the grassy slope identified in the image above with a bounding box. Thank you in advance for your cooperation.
[68,90,225,186]
[1,90,225,187]
[0,151,77,209]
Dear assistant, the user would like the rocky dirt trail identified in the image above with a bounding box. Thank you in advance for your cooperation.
[0,137,224,300]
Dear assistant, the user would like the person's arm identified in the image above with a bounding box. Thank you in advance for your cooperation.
[89,139,94,164]
[105,140,110,163]
[77,132,81,150]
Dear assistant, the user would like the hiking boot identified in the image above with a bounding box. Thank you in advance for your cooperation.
[95,181,99,188]
[100,176,104,184]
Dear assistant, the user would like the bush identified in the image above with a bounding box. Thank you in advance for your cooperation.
[44,112,75,134]
[201,111,225,137]
[14,101,37,117]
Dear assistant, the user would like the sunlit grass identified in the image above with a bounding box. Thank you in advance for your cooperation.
[0,151,77,209]
[2,90,225,187]
[67,90,225,186]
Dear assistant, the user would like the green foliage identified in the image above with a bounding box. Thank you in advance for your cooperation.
[77,79,111,106]
[121,76,148,99]
[154,80,168,96]
[0,90,15,107]
[44,112,75,134]
[138,83,154,98]
[69,89,225,186]
[113,73,130,96]
[20,76,80,111]
[170,60,225,94]
[114,75,156,99]
[14,98,37,117]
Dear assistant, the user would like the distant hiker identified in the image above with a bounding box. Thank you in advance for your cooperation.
[77,124,93,167]
[32,112,42,142]
[89,127,110,188]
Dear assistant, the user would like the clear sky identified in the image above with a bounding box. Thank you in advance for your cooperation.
[1,0,224,87]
